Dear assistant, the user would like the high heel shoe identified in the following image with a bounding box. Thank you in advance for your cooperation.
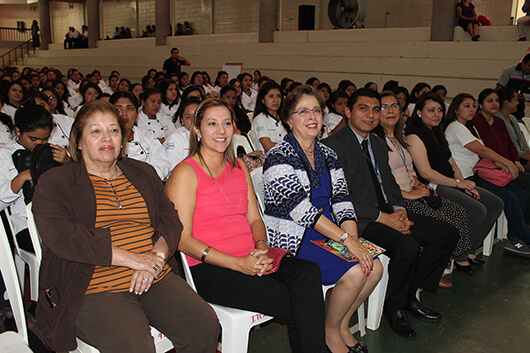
[347,342,369,353]
[454,261,474,274]
[468,257,485,265]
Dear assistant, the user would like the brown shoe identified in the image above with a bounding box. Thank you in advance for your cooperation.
[439,277,452,288]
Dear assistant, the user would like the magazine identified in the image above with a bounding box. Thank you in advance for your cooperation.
[310,238,385,262]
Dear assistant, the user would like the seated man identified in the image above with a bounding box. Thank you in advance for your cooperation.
[323,88,459,338]
[517,0,530,41]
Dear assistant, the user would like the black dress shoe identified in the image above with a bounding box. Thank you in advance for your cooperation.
[406,299,441,322]
[383,308,416,338]
[348,342,368,353]
[454,261,474,274]
[468,257,485,265]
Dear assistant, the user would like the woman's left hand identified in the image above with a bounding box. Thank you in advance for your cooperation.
[50,144,70,164]
[249,248,273,276]
[345,238,374,277]
[516,161,525,172]
[129,270,156,295]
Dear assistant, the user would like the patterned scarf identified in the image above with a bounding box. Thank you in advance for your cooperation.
[284,132,325,188]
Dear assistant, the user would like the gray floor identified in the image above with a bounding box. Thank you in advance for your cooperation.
[247,240,530,353]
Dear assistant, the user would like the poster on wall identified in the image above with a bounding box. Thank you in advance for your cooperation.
[222,63,242,81]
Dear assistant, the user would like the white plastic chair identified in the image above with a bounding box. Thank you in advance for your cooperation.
[250,167,265,215]
[248,129,262,153]
[482,211,508,256]
[232,134,255,156]
[2,209,39,301]
[522,117,530,136]
[0,219,33,352]
[179,252,273,353]
[25,203,42,263]
[518,122,530,147]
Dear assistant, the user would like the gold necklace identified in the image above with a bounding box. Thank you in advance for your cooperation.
[204,161,242,210]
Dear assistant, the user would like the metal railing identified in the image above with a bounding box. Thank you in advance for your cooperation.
[1,40,35,69]
[0,27,32,42]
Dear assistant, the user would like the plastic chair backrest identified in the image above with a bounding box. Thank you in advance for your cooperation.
[250,167,265,214]
[179,252,198,292]
[25,202,42,263]
[0,221,29,345]
[247,129,263,153]
[522,117,530,135]
[518,122,530,147]
[232,134,254,156]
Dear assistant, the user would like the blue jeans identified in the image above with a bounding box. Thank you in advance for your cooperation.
[477,176,530,244]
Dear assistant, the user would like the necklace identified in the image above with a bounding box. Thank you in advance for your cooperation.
[303,149,314,156]
[204,160,242,210]
[89,166,123,209]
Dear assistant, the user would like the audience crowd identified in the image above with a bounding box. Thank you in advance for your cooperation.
[1,52,530,353]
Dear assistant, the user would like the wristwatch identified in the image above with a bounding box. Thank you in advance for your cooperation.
[339,232,349,245]
[455,179,461,188]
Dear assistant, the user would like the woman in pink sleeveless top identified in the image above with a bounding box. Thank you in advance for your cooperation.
[166,99,329,353]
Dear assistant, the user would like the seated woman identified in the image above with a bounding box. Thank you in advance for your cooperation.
[137,88,176,144]
[164,97,201,172]
[178,72,190,94]
[109,91,170,180]
[166,99,330,353]
[251,81,287,153]
[74,82,102,116]
[263,85,382,353]
[373,92,469,285]
[33,100,219,353]
[337,80,356,98]
[473,88,530,218]
[392,86,411,123]
[239,72,258,112]
[130,83,144,103]
[407,82,431,117]
[0,104,59,254]
[324,90,349,136]
[495,87,530,165]
[445,93,530,255]
[220,85,251,134]
[456,0,480,41]
[0,81,25,120]
[406,93,504,273]
[212,70,229,94]
[158,80,180,125]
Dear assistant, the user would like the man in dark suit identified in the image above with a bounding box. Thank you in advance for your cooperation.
[323,88,458,338]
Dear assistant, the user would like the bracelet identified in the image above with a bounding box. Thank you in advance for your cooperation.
[201,246,211,262]
[255,239,269,247]
[455,179,461,188]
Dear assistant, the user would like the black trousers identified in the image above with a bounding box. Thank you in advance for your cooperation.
[191,257,326,353]
[361,212,458,311]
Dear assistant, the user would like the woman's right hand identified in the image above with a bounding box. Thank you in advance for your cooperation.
[128,252,165,278]
[235,250,273,276]
[344,237,373,276]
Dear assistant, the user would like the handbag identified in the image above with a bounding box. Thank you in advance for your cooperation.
[263,247,290,275]
[423,188,442,209]
[473,159,512,187]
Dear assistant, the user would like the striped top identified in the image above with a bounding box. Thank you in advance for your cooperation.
[85,174,169,294]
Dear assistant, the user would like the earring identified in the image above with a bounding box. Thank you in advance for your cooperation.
[197,136,201,142]
[418,114,421,117]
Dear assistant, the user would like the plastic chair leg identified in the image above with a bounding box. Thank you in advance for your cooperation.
[482,225,495,257]
[14,255,25,291]
[366,255,389,331]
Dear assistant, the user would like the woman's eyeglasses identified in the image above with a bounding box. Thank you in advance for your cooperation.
[293,108,323,117]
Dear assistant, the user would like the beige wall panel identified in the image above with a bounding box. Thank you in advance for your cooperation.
[474,0,512,26]
[214,0,259,34]
[174,0,205,34]
[50,2,85,44]
[138,0,156,35]
[102,0,137,39]
[0,4,38,29]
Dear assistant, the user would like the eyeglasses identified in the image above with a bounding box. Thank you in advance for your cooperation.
[293,108,323,117]
[381,103,399,111]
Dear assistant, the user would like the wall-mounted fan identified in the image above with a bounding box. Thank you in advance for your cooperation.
[328,0,360,29]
